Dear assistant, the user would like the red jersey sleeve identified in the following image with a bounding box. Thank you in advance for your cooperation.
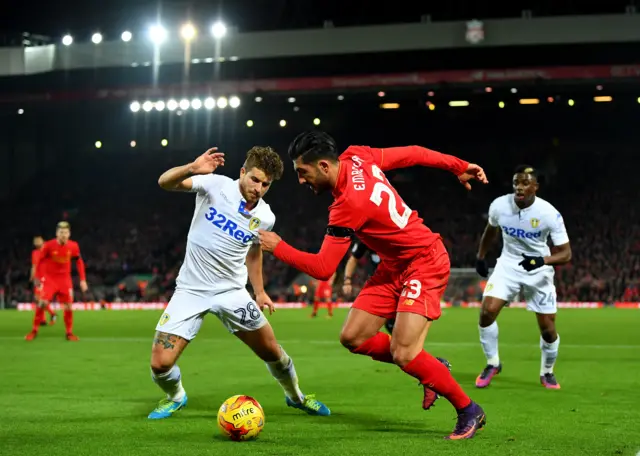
[35,242,50,278]
[72,242,87,281]
[31,249,41,266]
[273,235,351,281]
[370,146,469,175]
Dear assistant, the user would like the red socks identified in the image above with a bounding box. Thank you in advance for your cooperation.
[351,332,394,364]
[64,309,73,335]
[402,351,471,410]
[32,307,45,332]
[327,301,333,317]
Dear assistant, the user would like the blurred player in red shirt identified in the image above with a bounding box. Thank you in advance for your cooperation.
[311,276,334,318]
[260,131,488,440]
[26,222,88,341]
[30,235,57,326]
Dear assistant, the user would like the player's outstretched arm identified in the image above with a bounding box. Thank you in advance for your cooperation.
[258,230,352,281]
[246,243,275,314]
[158,148,225,191]
[374,146,488,189]
[476,223,501,277]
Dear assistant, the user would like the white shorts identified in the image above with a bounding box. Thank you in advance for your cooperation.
[483,260,557,314]
[155,286,268,340]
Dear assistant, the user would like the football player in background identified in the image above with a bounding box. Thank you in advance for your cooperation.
[475,165,571,389]
[30,235,57,326]
[27,222,88,341]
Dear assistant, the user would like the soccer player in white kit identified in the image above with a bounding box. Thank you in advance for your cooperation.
[474,165,572,389]
[147,146,330,419]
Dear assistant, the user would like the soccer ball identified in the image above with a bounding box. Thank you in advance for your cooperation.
[217,395,265,441]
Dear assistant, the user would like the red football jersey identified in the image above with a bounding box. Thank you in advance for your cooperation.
[36,239,85,280]
[273,144,469,281]
[329,146,466,267]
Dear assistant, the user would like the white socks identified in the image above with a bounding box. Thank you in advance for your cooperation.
[152,365,186,402]
[479,322,500,366]
[540,335,560,375]
[265,346,304,403]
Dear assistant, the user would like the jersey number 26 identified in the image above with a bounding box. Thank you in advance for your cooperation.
[369,165,412,229]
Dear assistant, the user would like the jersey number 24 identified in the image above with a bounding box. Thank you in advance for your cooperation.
[369,165,412,229]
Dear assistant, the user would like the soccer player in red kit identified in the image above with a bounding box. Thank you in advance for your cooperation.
[311,277,334,318]
[30,235,57,326]
[259,131,489,440]
[26,222,88,341]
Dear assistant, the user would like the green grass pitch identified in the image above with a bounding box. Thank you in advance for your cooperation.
[3,308,640,455]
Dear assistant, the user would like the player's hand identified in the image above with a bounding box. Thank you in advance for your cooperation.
[519,254,545,272]
[342,283,353,296]
[189,147,225,175]
[79,280,89,292]
[476,258,489,277]
[255,291,275,315]
[458,163,489,190]
[258,230,282,253]
[33,278,41,288]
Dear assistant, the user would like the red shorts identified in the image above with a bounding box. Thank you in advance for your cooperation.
[315,282,333,300]
[352,239,450,321]
[40,276,74,304]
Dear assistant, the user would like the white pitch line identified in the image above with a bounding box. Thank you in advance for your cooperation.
[1,336,638,349]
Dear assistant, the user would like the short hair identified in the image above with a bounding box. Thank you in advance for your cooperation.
[288,130,339,163]
[57,221,70,229]
[514,164,538,179]
[244,146,284,181]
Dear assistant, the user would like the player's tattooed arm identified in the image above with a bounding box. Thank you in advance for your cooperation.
[153,332,178,350]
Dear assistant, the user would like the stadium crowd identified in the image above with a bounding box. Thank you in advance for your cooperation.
[1,116,638,307]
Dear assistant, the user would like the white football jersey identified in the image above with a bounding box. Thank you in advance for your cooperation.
[488,194,569,271]
[175,174,275,291]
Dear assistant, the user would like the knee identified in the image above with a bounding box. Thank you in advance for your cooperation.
[339,327,368,352]
[479,306,498,327]
[389,340,416,368]
[150,348,176,374]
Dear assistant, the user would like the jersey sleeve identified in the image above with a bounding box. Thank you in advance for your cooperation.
[329,199,366,231]
[31,250,40,266]
[549,211,569,246]
[252,213,275,245]
[370,146,469,174]
[190,174,223,195]
[35,242,50,278]
[487,199,501,227]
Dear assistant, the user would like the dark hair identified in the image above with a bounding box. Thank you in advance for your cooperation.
[288,131,339,163]
[244,146,284,181]
[514,164,538,179]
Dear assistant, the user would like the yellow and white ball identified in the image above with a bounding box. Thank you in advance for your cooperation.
[217,395,265,441]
